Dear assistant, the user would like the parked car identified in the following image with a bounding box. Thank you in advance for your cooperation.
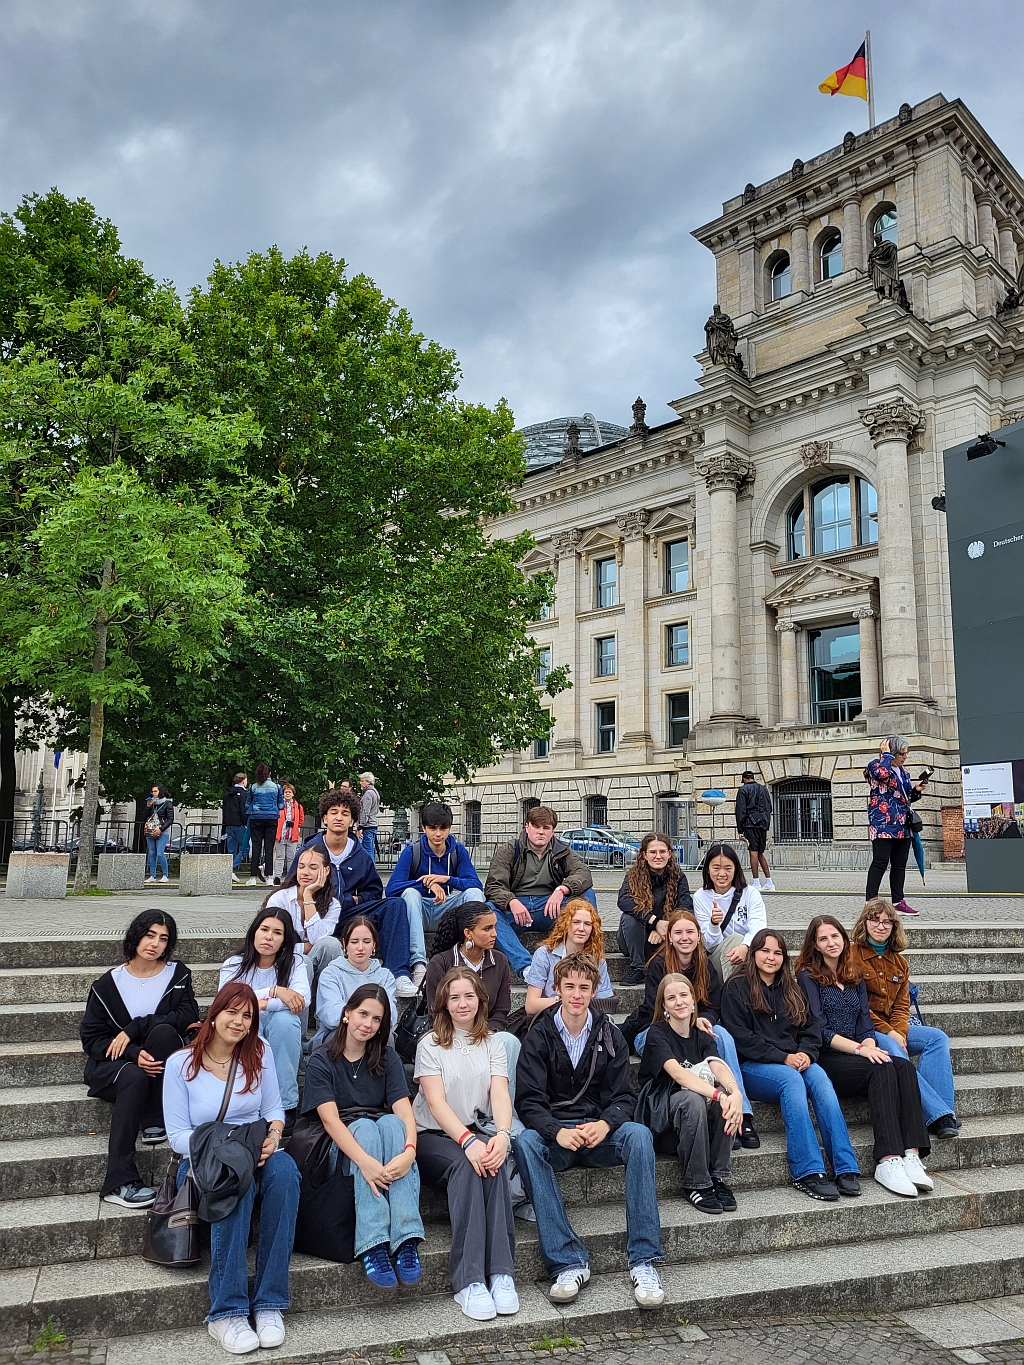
[62,835,126,855]
[561,826,640,868]
[165,833,223,856]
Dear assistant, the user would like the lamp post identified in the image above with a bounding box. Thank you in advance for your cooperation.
[700,788,727,849]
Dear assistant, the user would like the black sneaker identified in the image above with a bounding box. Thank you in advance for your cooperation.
[103,1181,157,1208]
[712,1179,737,1211]
[738,1116,761,1149]
[620,966,645,986]
[793,1173,839,1202]
[140,1126,166,1145]
[686,1187,723,1214]
[835,1172,861,1197]
[929,1115,960,1139]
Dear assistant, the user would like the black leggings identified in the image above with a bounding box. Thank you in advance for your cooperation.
[817,1049,929,1163]
[865,837,911,903]
[96,1021,185,1195]
[249,818,278,879]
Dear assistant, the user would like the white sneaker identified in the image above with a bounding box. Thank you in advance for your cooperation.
[751,877,762,888]
[410,962,428,988]
[549,1265,590,1302]
[454,1282,496,1320]
[874,1156,918,1197]
[903,1150,934,1192]
[762,878,776,891]
[395,975,419,998]
[246,877,259,886]
[254,1310,285,1347]
[630,1262,665,1309]
[489,1274,519,1314]
[144,876,156,884]
[207,1317,260,1354]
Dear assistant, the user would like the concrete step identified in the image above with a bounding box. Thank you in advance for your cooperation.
[0,938,241,972]
[950,1036,1024,1075]
[906,947,1024,975]
[0,1003,87,1045]
[2,1164,1023,1348]
[0,965,224,1008]
[914,974,1024,1006]
[918,1001,1024,1036]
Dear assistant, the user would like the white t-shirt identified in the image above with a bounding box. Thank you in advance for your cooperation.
[265,885,341,952]
[219,955,310,1011]
[112,962,175,1019]
[413,1029,507,1132]
[692,885,767,948]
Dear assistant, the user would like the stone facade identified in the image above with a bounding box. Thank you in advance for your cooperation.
[450,94,1024,862]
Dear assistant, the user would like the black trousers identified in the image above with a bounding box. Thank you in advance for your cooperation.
[817,1048,929,1164]
[865,837,912,902]
[617,913,659,972]
[249,818,278,878]
[416,1130,515,1294]
[96,1021,185,1195]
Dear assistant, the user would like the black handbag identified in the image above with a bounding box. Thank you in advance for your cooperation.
[634,1076,674,1139]
[142,1055,236,1268]
[907,809,924,834]
[395,990,432,1064]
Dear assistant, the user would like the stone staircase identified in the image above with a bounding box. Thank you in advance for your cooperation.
[0,922,1023,1364]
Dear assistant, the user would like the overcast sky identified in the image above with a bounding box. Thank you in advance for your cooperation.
[2,0,1023,430]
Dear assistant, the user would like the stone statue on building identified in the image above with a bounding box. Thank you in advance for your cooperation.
[629,396,650,439]
[704,305,744,372]
[998,259,1024,315]
[867,238,911,311]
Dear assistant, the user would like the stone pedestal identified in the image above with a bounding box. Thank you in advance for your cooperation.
[5,852,69,899]
[179,853,233,897]
[97,853,147,892]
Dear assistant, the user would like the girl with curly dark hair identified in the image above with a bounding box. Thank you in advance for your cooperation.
[616,833,692,985]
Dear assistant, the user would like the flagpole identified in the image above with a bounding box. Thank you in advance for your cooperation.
[865,29,876,128]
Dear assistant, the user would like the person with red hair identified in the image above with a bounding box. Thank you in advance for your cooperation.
[162,981,300,1356]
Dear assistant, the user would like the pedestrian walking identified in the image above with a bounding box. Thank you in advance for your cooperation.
[863,737,929,915]
[359,773,381,862]
[734,771,774,890]
[143,785,174,884]
[246,763,284,886]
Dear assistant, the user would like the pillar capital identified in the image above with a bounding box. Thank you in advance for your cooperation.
[551,529,582,559]
[695,452,755,494]
[860,401,922,446]
[852,606,876,620]
[614,508,651,540]
[775,620,801,633]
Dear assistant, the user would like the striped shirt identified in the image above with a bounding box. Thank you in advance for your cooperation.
[554,1008,593,1069]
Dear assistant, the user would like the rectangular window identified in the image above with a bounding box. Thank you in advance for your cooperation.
[808,624,862,723]
[667,693,690,747]
[595,635,616,677]
[539,602,552,621]
[586,794,608,827]
[858,477,878,545]
[595,557,617,608]
[664,539,689,593]
[666,622,689,667]
[464,801,482,846]
[596,701,616,753]
[533,734,550,760]
[535,646,551,686]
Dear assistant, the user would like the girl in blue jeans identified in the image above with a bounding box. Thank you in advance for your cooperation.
[721,928,861,1202]
[143,784,174,882]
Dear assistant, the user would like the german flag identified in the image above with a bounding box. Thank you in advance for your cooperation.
[818,42,868,100]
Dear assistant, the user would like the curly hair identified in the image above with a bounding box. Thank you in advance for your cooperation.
[653,910,712,1008]
[732,928,808,1026]
[431,900,496,957]
[319,788,361,823]
[540,898,604,960]
[625,832,682,918]
[794,915,862,986]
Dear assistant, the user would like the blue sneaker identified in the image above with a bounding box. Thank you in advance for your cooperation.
[394,1239,422,1286]
[363,1244,398,1292]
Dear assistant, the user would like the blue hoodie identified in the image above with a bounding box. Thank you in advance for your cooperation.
[385,832,483,897]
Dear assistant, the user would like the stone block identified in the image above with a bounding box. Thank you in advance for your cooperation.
[96,853,147,892]
[4,853,68,900]
[178,853,233,897]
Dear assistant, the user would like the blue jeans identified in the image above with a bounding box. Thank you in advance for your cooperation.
[513,1122,662,1276]
[402,886,485,966]
[224,825,246,870]
[635,1025,752,1117]
[338,1114,424,1258]
[146,828,171,878]
[178,1149,300,1322]
[260,1010,303,1110]
[494,889,599,975]
[361,830,377,862]
[740,1061,859,1181]
[874,1025,956,1125]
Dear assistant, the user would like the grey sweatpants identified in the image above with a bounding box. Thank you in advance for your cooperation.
[416,1132,516,1292]
[669,1088,732,1190]
[708,933,745,984]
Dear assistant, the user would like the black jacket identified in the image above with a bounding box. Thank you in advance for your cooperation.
[79,961,200,1095]
[720,973,821,1066]
[222,784,249,829]
[623,951,722,1049]
[189,1117,268,1222]
[617,867,693,931]
[515,1007,635,1142]
[735,781,772,832]
[145,796,174,833]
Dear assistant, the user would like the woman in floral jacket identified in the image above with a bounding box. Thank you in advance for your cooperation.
[863,736,928,915]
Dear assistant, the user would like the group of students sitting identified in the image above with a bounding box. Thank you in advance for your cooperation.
[78,831,959,1357]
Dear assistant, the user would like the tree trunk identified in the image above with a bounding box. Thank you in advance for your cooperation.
[73,560,112,893]
[0,691,14,865]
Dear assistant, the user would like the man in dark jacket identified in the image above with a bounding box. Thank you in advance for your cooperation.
[513,954,664,1310]
[222,773,249,880]
[735,771,775,890]
[484,806,596,975]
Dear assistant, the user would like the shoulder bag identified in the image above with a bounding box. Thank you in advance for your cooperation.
[395,989,432,1064]
[142,1055,237,1268]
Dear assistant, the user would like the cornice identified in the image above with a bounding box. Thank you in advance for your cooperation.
[513,441,698,512]
[770,544,879,576]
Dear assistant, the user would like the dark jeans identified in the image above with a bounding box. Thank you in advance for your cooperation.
[617,913,660,973]
[224,825,247,870]
[866,837,912,902]
[817,1049,929,1164]
[249,818,278,879]
[95,1021,185,1195]
[416,1131,515,1293]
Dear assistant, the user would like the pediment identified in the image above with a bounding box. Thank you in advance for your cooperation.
[520,545,555,574]
[576,525,622,557]
[764,560,877,608]
[646,503,693,538]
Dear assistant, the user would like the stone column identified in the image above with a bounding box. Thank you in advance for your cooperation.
[841,194,864,272]
[790,219,810,293]
[977,196,997,258]
[853,607,879,711]
[615,509,652,752]
[998,223,1017,275]
[861,404,923,703]
[551,530,583,764]
[695,452,754,720]
[775,621,801,725]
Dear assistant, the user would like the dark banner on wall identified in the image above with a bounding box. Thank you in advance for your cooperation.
[944,420,1024,892]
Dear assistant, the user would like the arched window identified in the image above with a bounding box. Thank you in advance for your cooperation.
[769,253,791,301]
[819,229,843,280]
[873,207,897,245]
[787,496,806,559]
[812,477,853,554]
[786,475,879,560]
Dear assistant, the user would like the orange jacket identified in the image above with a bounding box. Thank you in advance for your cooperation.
[850,941,911,1038]
[276,800,305,845]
